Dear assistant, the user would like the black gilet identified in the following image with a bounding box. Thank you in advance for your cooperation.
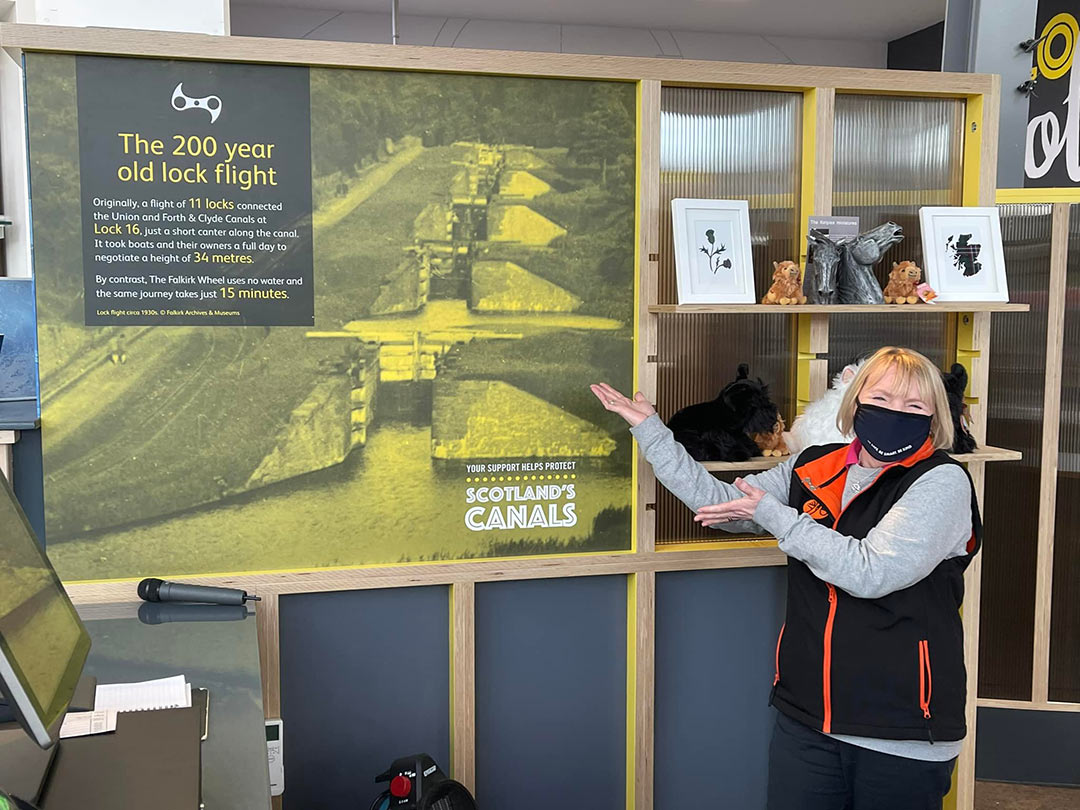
[769,442,983,743]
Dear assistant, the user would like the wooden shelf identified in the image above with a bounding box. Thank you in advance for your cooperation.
[950,446,1024,464]
[699,445,1022,472]
[656,538,780,552]
[648,302,1030,314]
[700,456,795,472]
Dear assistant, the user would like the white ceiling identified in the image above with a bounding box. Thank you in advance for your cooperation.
[239,0,945,41]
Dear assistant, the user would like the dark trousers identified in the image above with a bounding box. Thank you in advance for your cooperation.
[766,711,956,810]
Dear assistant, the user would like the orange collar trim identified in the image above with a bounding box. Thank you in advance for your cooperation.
[794,438,937,521]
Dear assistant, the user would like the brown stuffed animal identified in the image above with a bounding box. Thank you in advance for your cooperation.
[761,261,806,305]
[752,415,789,457]
[883,261,922,304]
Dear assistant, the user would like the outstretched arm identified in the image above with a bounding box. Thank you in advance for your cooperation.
[591,383,795,534]
[632,421,795,535]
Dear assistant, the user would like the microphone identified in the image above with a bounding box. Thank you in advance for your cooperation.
[137,578,261,606]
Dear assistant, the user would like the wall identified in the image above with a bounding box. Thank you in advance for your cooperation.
[977,708,1080,786]
[655,568,787,807]
[229,5,888,68]
[887,22,944,71]
[0,0,230,280]
[6,0,228,33]
[944,0,1038,188]
[274,569,789,808]
[278,586,452,809]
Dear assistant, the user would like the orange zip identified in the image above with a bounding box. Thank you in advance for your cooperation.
[919,640,933,719]
[773,624,786,686]
[817,473,884,735]
[822,585,838,733]
[799,467,882,737]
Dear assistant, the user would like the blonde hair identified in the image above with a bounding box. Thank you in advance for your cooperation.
[836,347,954,451]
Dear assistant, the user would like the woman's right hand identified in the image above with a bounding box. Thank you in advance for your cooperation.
[590,382,657,427]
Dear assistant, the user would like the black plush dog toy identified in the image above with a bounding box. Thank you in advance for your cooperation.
[666,364,781,461]
[943,363,977,454]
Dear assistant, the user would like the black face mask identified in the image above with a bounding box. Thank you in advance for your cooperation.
[853,403,932,463]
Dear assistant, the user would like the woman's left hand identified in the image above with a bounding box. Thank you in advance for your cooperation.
[694,478,767,526]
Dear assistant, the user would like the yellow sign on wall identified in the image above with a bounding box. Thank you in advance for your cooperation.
[26,54,637,581]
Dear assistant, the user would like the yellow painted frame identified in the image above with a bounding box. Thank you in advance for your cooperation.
[797,88,820,267]
[997,187,1080,203]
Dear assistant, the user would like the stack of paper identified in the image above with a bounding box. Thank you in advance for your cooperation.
[60,675,194,740]
[60,709,118,739]
[94,674,193,712]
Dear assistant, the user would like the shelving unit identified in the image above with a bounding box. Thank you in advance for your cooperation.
[635,76,1014,810]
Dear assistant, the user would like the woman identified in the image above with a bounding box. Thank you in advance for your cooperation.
[591,346,981,810]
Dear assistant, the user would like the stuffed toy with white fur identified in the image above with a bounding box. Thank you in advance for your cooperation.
[785,360,864,454]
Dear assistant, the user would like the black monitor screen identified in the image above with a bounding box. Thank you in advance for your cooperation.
[0,474,90,747]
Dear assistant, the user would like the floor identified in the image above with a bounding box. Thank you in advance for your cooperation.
[975,781,1080,809]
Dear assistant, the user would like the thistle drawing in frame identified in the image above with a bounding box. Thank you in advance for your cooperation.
[672,198,755,304]
[699,229,733,274]
[919,206,1007,302]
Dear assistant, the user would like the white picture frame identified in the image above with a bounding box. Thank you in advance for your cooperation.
[918,207,1009,302]
[671,198,756,304]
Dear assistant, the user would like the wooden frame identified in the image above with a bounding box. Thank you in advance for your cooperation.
[0,24,995,94]
[451,582,477,794]
[969,198,1080,717]
[977,698,1080,713]
[1031,203,1070,704]
[4,23,1014,810]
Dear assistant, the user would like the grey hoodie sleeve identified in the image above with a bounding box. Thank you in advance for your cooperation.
[629,414,795,535]
[752,464,973,599]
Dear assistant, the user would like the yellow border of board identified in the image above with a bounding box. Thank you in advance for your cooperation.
[996,187,1080,203]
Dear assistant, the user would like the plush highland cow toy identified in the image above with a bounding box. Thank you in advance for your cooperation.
[667,364,781,461]
[883,261,922,304]
[944,363,977,454]
[753,414,790,457]
[762,261,807,305]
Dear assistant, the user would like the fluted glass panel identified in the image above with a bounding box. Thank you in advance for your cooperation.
[828,94,965,387]
[659,87,802,303]
[657,88,801,544]
[833,93,965,273]
[1050,204,1080,703]
[978,204,1052,700]
[826,315,949,378]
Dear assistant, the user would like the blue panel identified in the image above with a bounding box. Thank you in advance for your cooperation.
[475,576,626,810]
[655,567,787,808]
[976,708,1080,786]
[12,428,45,546]
[279,586,451,810]
[0,277,38,402]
